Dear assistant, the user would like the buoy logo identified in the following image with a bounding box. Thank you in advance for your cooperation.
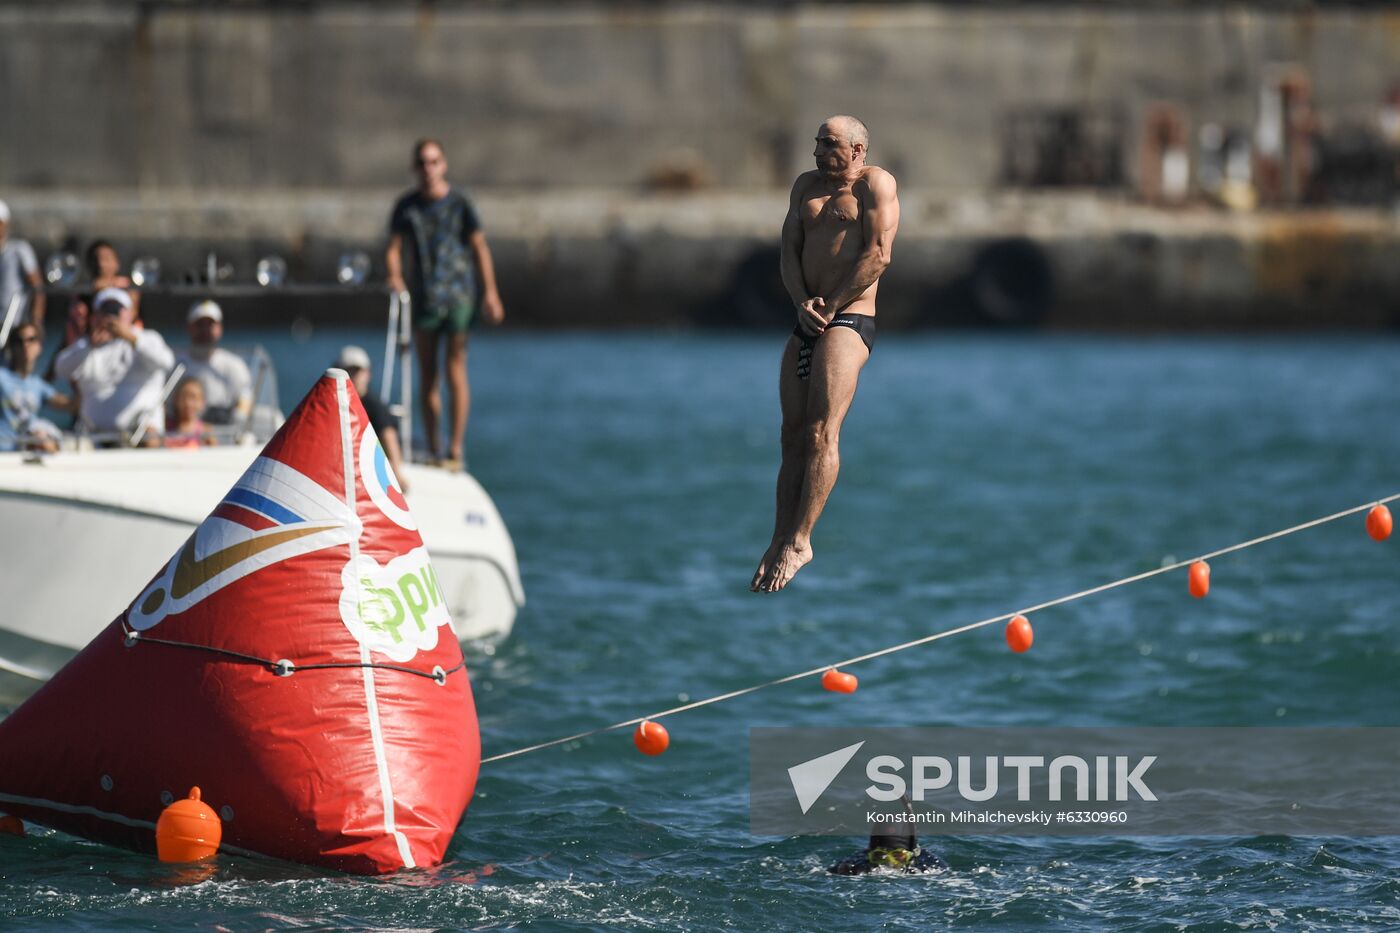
[340,547,451,662]
[168,526,325,600]
[129,457,359,631]
[360,429,415,531]
[788,741,865,814]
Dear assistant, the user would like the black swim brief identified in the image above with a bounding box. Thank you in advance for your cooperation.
[793,313,876,380]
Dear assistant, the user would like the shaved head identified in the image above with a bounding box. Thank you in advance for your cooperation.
[822,114,870,150]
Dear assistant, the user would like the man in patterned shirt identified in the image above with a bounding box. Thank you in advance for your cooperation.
[386,139,505,470]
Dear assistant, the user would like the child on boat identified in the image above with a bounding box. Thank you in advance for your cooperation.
[163,376,216,449]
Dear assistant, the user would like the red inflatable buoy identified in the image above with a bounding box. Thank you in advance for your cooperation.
[634,720,670,756]
[821,669,859,693]
[1005,614,1034,653]
[1367,504,1392,542]
[1188,560,1211,599]
[0,371,479,874]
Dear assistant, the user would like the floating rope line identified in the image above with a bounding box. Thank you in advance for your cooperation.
[118,624,466,684]
[481,493,1400,765]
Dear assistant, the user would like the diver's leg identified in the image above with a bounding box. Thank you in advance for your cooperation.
[760,326,869,592]
[751,335,809,592]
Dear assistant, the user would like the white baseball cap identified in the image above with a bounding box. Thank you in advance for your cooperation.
[188,300,223,324]
[334,345,372,371]
[93,287,133,312]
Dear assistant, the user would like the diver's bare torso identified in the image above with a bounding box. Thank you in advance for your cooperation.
[794,166,887,319]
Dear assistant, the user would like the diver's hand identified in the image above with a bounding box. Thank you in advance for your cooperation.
[796,297,827,338]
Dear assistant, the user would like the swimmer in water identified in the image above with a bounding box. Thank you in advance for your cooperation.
[828,802,947,876]
[751,115,900,593]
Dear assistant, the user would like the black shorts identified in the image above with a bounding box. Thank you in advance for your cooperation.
[793,313,876,380]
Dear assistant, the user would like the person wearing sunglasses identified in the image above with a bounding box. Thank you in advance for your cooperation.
[0,323,71,452]
[386,138,505,472]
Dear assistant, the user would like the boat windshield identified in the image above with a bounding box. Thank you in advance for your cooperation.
[223,343,284,442]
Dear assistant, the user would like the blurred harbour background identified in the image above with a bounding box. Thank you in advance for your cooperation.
[4,0,1400,330]
[5,4,1400,929]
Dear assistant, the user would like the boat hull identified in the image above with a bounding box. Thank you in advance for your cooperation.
[0,447,523,693]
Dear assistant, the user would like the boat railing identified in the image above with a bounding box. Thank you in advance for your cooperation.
[380,291,415,460]
[218,344,283,440]
[10,424,265,457]
[127,363,185,447]
[0,293,24,349]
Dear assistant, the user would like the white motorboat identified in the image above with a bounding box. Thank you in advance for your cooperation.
[0,294,523,696]
[0,444,524,691]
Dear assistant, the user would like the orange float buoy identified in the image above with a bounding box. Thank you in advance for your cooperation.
[155,787,222,863]
[633,720,670,756]
[0,814,23,836]
[1188,560,1210,599]
[1005,614,1034,653]
[821,669,859,693]
[1367,504,1392,542]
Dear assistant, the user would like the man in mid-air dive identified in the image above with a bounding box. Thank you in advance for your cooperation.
[752,115,900,593]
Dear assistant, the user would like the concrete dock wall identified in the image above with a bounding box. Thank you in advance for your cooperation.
[6,4,1400,191]
[9,189,1396,332]
[3,4,1399,330]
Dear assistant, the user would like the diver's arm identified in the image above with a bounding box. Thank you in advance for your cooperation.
[784,174,831,336]
[780,177,812,310]
[821,169,899,314]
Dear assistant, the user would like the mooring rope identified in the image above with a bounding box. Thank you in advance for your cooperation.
[480,493,1399,764]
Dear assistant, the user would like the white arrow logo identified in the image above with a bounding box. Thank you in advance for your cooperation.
[787,741,865,814]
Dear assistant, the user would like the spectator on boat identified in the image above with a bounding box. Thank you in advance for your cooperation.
[175,299,252,427]
[386,138,505,472]
[64,240,140,349]
[54,287,174,446]
[335,345,409,493]
[0,200,45,330]
[51,240,141,386]
[0,322,71,453]
[163,377,215,449]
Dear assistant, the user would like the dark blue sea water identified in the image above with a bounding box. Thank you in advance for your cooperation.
[4,331,1399,930]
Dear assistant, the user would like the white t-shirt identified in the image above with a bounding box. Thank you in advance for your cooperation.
[175,347,252,424]
[55,329,176,434]
[0,238,38,322]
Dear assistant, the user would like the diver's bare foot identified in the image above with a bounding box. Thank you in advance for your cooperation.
[751,540,781,592]
[759,540,812,592]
